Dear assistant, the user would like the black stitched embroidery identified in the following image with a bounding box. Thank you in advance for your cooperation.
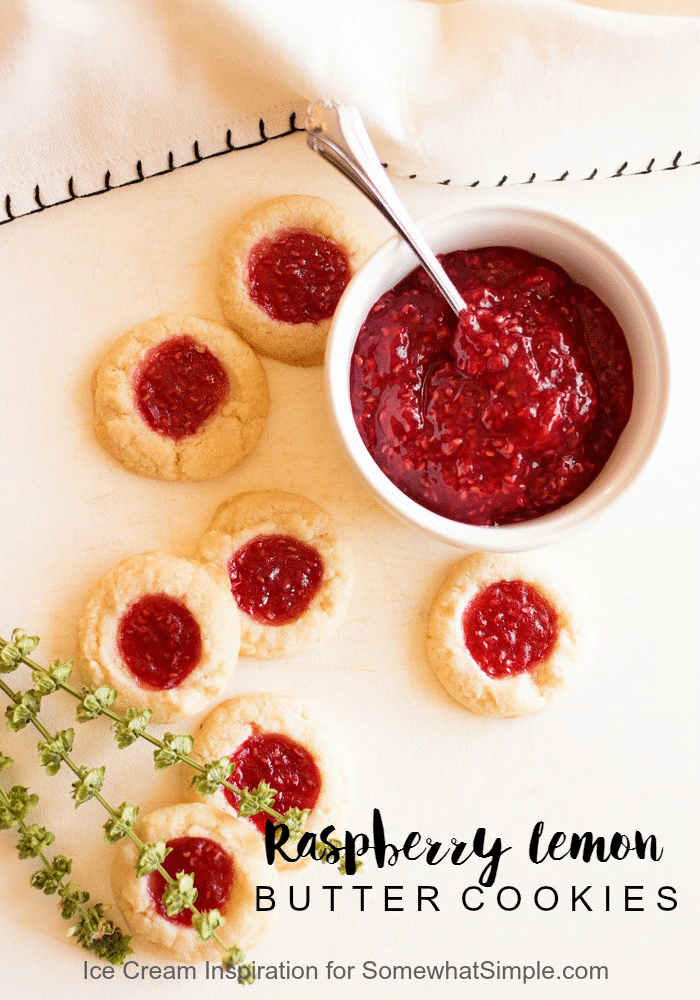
[1,122,695,227]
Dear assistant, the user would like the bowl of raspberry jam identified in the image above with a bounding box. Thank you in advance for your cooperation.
[326,204,668,551]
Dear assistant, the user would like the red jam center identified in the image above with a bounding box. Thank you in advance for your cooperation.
[463,579,558,678]
[148,836,234,926]
[225,730,321,834]
[117,594,201,689]
[228,533,324,626]
[247,228,351,324]
[350,247,633,526]
[134,335,229,440]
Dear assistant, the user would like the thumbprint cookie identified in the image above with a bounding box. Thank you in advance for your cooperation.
[218,195,372,366]
[93,314,269,481]
[427,553,581,717]
[197,491,354,659]
[77,552,239,722]
[189,693,351,868]
[112,802,276,961]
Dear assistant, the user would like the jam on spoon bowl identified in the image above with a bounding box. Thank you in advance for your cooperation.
[325,202,669,552]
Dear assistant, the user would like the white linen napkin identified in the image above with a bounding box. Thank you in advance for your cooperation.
[1,0,699,222]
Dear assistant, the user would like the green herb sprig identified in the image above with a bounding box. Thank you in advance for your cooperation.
[0,665,250,977]
[0,632,359,873]
[0,748,132,963]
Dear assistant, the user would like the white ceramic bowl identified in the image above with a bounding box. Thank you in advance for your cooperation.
[325,203,669,551]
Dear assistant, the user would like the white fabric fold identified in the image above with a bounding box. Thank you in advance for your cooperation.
[1,0,699,221]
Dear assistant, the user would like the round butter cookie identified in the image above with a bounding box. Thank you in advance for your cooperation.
[112,802,276,962]
[77,551,240,723]
[93,313,269,481]
[427,554,580,717]
[188,694,351,868]
[197,491,354,659]
[218,195,372,366]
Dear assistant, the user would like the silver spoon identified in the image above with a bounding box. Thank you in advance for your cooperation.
[305,100,467,317]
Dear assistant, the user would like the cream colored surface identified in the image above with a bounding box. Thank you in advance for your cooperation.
[112,802,277,961]
[0,137,698,999]
[189,693,352,868]
[77,551,240,722]
[94,313,269,481]
[427,554,580,717]
[198,491,355,658]
[219,195,372,366]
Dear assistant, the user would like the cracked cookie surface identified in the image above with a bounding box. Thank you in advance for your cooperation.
[219,195,372,366]
[77,551,240,722]
[93,313,269,481]
[197,490,354,659]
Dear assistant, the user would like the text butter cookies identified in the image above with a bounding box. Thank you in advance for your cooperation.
[427,554,581,717]
[94,314,269,481]
[219,195,372,366]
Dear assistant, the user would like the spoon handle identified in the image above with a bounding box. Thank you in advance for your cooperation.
[305,100,466,317]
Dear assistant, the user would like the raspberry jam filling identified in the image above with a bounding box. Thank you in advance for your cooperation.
[148,836,234,926]
[117,594,201,689]
[350,247,634,526]
[228,533,324,626]
[225,730,321,834]
[134,335,229,440]
[247,228,350,324]
[463,579,558,679]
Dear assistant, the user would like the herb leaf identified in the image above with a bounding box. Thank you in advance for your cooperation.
[113,708,152,749]
[153,732,194,770]
[33,659,73,695]
[71,767,105,807]
[193,908,224,940]
[280,807,309,842]
[236,780,277,818]
[76,685,117,723]
[191,757,231,796]
[136,840,170,876]
[38,728,74,776]
[103,802,139,844]
[5,690,41,732]
[0,785,39,828]
[17,822,56,858]
[161,871,198,916]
